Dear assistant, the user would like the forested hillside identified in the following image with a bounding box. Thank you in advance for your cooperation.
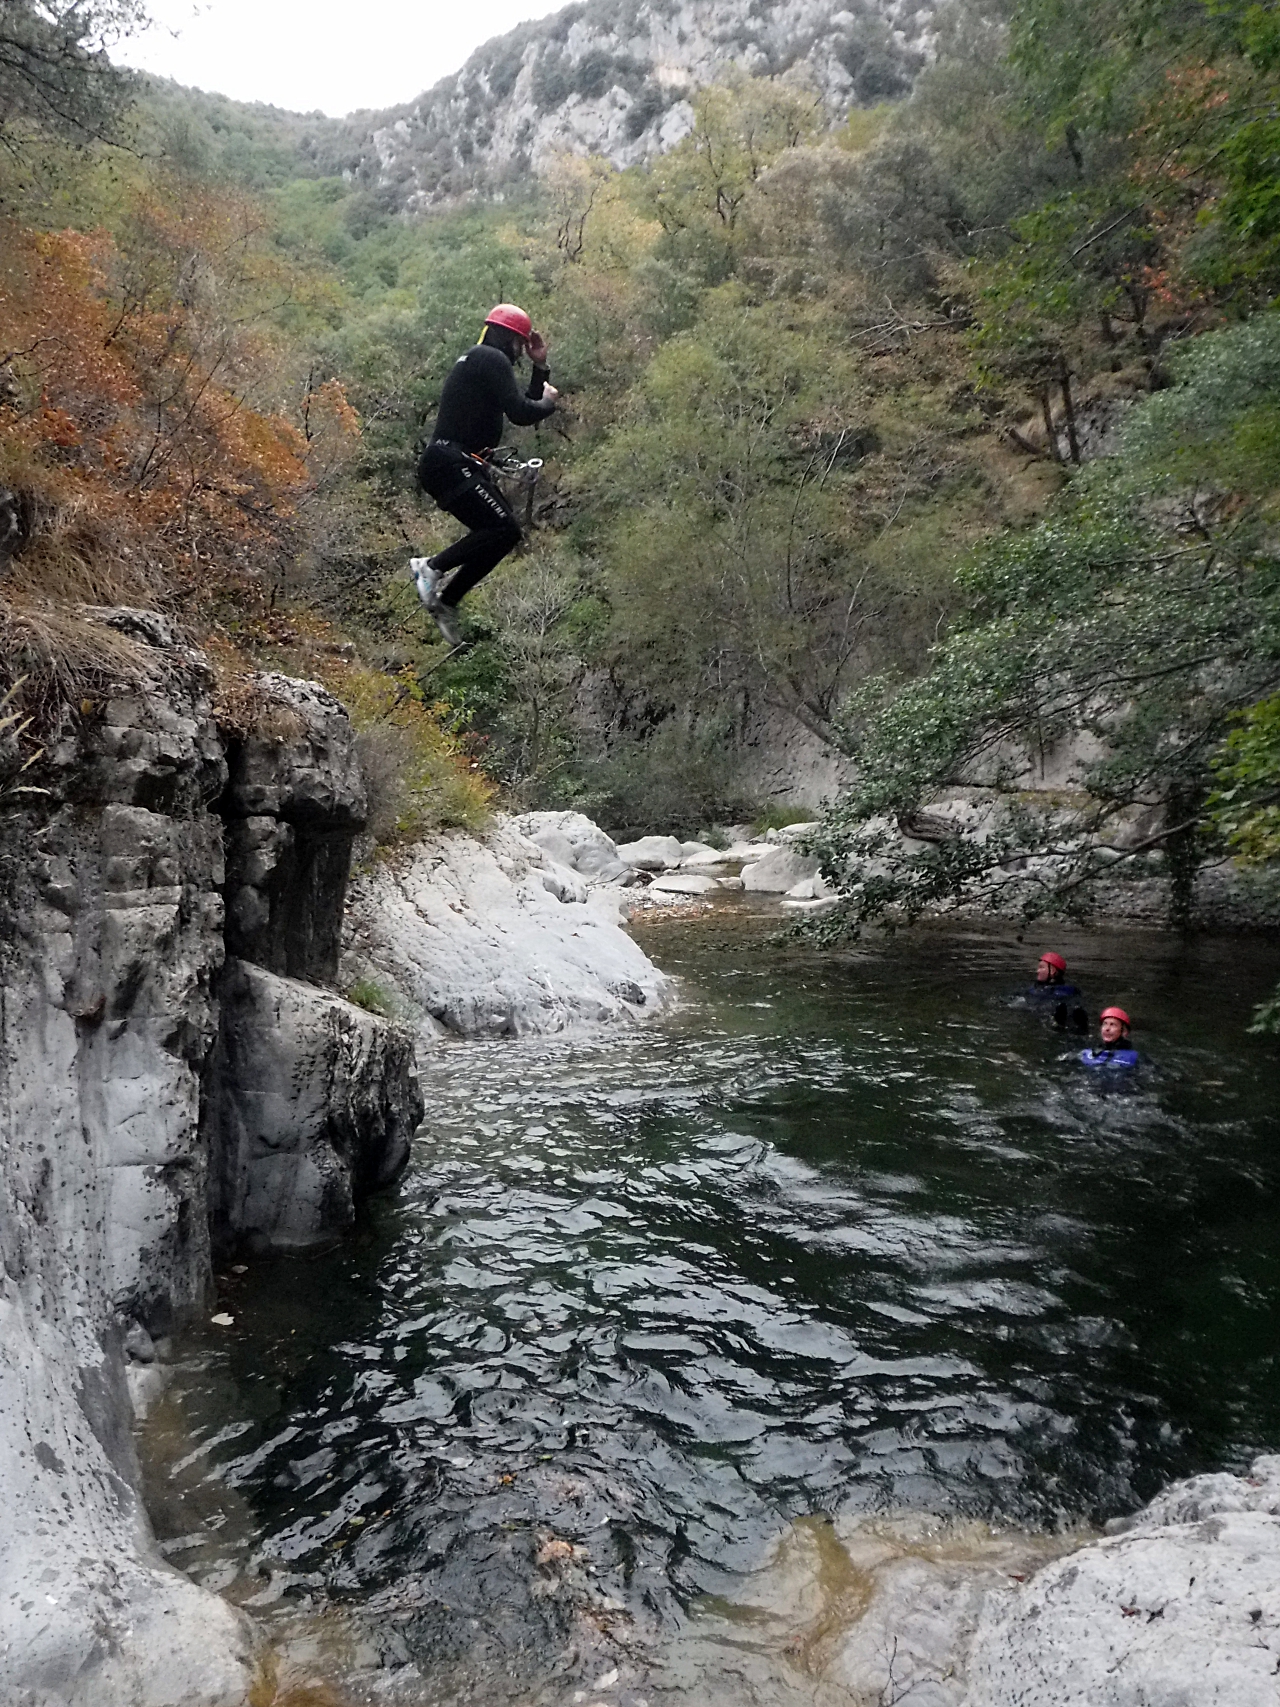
[2,0,1279,968]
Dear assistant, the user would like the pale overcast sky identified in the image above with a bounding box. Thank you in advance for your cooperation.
[114,0,569,117]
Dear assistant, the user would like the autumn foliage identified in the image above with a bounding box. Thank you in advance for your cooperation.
[0,180,357,705]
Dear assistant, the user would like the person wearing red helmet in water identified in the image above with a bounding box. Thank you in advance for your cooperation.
[411,304,559,646]
[1027,951,1087,1033]
[1081,1007,1139,1069]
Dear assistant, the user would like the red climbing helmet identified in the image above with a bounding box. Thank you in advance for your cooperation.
[1100,1007,1131,1028]
[484,303,533,339]
[1039,952,1067,972]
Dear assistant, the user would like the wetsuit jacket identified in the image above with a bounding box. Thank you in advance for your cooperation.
[430,343,555,455]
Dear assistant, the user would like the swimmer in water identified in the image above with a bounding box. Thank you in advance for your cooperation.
[1080,1006,1139,1069]
[1029,952,1087,1034]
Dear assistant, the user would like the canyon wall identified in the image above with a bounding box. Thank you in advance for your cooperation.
[0,612,421,1706]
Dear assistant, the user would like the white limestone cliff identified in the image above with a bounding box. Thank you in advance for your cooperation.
[341,814,673,1038]
[0,615,421,1706]
[341,0,940,205]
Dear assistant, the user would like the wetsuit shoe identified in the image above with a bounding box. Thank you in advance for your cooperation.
[425,591,462,648]
[410,558,463,646]
[409,556,437,606]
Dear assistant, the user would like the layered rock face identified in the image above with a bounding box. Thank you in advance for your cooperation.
[205,959,419,1250]
[0,614,421,1705]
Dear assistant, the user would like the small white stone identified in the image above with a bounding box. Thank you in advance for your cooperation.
[647,873,720,896]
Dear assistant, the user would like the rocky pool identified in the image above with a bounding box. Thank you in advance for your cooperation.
[139,904,1280,1703]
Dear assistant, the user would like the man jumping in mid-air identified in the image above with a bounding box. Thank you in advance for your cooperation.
[411,303,559,646]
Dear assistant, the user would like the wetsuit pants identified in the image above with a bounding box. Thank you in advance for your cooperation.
[417,439,521,607]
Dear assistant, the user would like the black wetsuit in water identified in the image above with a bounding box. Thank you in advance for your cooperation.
[1030,977,1088,1034]
[417,341,556,607]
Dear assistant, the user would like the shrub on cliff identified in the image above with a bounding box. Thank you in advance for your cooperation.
[316,661,493,849]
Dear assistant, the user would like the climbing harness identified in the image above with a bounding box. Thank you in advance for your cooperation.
[478,447,543,527]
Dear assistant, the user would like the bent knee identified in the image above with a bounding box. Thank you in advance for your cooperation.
[496,519,522,552]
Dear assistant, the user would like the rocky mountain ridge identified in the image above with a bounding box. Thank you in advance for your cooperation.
[336,0,939,206]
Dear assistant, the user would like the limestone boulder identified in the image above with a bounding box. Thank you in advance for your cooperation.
[648,872,721,896]
[963,1453,1280,1707]
[616,834,685,870]
[742,845,823,893]
[204,959,421,1251]
[722,840,775,862]
[342,818,673,1036]
[765,820,822,843]
[512,809,631,884]
[785,874,835,901]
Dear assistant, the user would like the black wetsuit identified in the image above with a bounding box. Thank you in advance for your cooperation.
[1029,978,1088,1033]
[417,341,556,607]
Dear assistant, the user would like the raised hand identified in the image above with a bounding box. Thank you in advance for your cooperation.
[527,330,549,366]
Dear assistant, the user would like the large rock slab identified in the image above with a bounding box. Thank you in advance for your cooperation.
[616,834,685,870]
[342,817,673,1036]
[203,960,422,1251]
[741,845,823,893]
[963,1453,1280,1706]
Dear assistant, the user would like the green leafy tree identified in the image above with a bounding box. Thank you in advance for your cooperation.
[815,313,1280,932]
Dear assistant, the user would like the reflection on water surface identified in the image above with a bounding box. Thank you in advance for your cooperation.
[140,908,1280,1702]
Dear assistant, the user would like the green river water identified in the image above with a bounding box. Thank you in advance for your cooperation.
[139,903,1280,1704]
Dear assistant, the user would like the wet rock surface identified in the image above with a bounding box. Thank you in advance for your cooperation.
[0,622,254,1705]
[965,1454,1280,1706]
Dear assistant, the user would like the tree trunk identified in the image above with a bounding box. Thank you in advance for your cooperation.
[1039,388,1062,463]
[1060,366,1081,465]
